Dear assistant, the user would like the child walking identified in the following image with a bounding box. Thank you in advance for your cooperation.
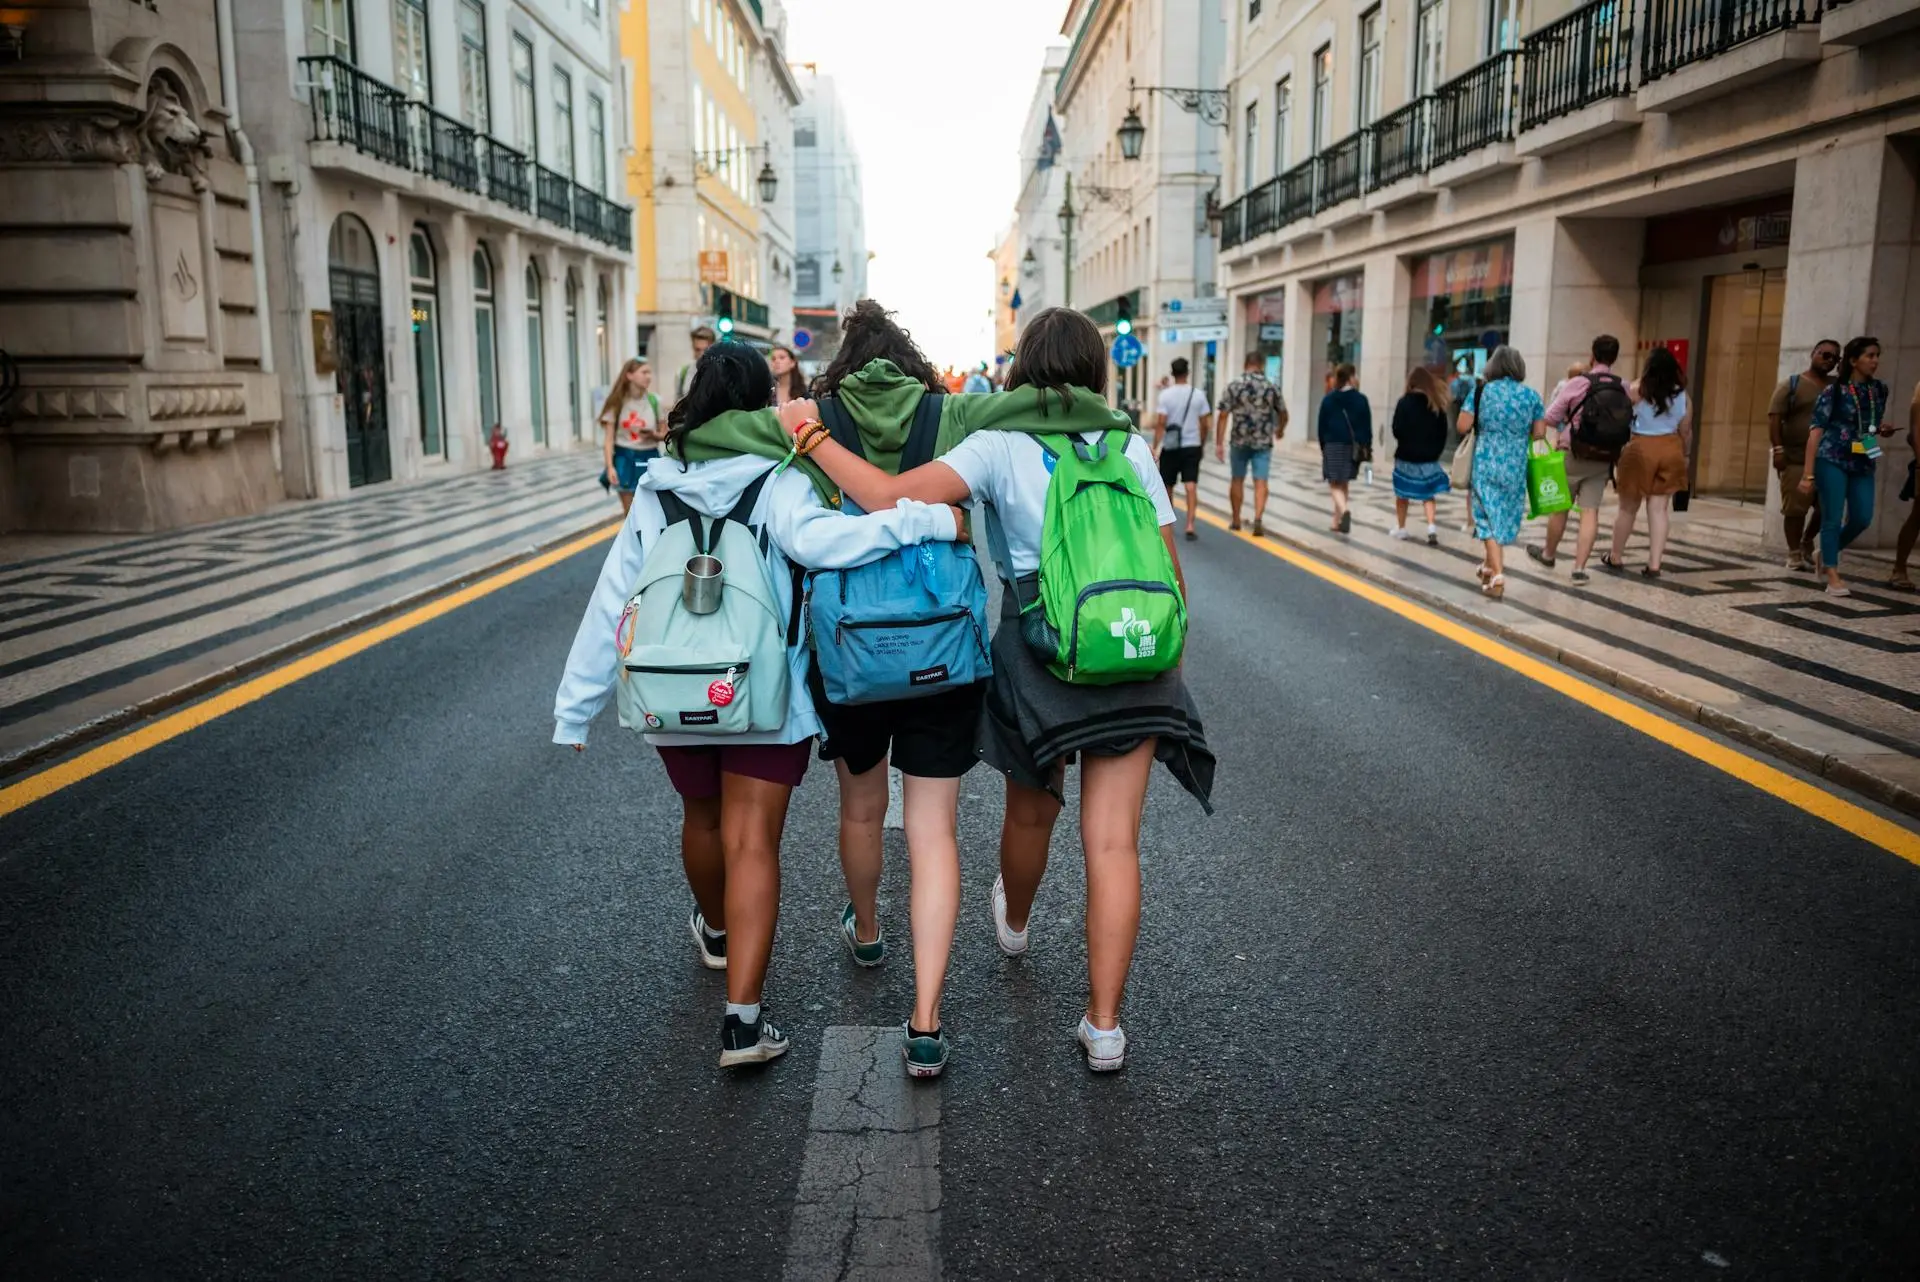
[600,358,665,515]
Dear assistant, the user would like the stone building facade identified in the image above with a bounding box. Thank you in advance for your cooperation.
[1215,0,1920,546]
[0,0,284,532]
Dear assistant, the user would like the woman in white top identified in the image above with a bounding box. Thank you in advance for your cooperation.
[555,343,964,1071]
[1602,345,1692,578]
[778,308,1215,1074]
[598,358,665,515]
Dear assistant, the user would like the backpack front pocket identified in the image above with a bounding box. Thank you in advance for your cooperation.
[818,609,989,704]
[620,645,754,734]
[1064,580,1184,683]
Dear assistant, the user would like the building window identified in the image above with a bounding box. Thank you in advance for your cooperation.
[525,263,548,445]
[1415,0,1445,96]
[1485,0,1520,56]
[394,0,430,99]
[586,93,607,194]
[511,34,536,158]
[564,271,582,442]
[1242,102,1259,191]
[409,227,446,460]
[596,275,611,385]
[1359,8,1383,124]
[1274,77,1291,173]
[473,244,499,436]
[553,66,574,177]
[1249,0,1262,18]
[307,0,354,60]
[458,0,489,133]
[794,123,816,148]
[1311,45,1332,153]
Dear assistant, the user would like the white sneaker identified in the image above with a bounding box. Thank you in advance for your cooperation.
[1076,1017,1127,1072]
[1388,526,1410,541]
[991,875,1029,956]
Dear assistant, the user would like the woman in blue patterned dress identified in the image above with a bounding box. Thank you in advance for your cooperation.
[1455,345,1545,600]
[1797,335,1895,597]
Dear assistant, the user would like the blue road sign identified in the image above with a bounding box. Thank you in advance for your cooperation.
[792,329,813,350]
[1111,333,1143,368]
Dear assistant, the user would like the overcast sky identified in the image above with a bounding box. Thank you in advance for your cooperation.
[785,1,1068,368]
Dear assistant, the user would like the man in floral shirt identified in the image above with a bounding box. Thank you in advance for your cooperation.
[1218,353,1289,536]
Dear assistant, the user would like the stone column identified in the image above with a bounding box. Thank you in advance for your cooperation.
[498,230,532,454]
[1775,136,1919,550]
[1280,275,1316,463]
[1359,248,1410,462]
[382,190,420,480]
[441,213,479,471]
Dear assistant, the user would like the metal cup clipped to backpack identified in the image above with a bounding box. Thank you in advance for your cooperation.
[682,554,724,615]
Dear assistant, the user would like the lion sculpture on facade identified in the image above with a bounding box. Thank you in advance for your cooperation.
[137,76,212,192]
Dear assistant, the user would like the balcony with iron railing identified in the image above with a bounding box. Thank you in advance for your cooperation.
[1641,0,1821,83]
[1315,133,1365,212]
[1521,0,1636,130]
[297,55,631,249]
[1366,97,1430,193]
[1430,50,1519,170]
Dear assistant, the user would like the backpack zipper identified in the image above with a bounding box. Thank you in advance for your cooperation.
[623,660,752,675]
[834,607,974,644]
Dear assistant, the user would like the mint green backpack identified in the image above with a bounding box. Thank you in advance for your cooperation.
[986,431,1186,685]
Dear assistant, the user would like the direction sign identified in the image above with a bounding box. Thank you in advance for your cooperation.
[1162,325,1229,345]
[1158,297,1226,321]
[1110,332,1143,368]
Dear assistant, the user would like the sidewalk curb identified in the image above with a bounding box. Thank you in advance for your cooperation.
[0,513,617,783]
[1206,499,1920,823]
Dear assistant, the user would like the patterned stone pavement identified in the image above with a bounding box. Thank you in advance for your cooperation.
[1191,452,1919,810]
[0,453,620,768]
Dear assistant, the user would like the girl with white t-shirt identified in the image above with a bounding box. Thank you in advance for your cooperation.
[778,307,1215,1073]
[599,359,666,514]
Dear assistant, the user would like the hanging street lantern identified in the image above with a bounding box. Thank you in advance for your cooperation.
[1117,107,1145,162]
[757,163,778,204]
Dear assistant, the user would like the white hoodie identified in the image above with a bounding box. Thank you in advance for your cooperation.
[552,452,958,748]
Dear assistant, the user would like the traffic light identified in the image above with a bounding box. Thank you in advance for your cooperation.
[716,293,734,338]
[1115,295,1133,336]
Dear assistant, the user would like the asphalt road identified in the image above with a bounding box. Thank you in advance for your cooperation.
[3,522,1916,1279]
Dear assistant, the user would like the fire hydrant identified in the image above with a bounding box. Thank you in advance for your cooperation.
[487,423,508,470]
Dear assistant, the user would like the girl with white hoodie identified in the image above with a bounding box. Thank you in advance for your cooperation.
[553,343,964,1070]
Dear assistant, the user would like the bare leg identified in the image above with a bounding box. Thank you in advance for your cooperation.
[1541,508,1570,559]
[1079,741,1155,1030]
[1253,478,1270,525]
[1421,498,1437,529]
[998,773,1063,933]
[1394,497,1409,529]
[1228,476,1245,525]
[719,773,794,1006]
[1329,482,1350,527]
[1484,538,1505,580]
[1573,505,1602,570]
[1893,497,1920,579]
[834,758,888,944]
[1183,481,1198,534]
[902,774,962,1031]
[682,795,725,930]
[1645,495,1672,571]
[1609,495,1643,564]
[618,491,634,516]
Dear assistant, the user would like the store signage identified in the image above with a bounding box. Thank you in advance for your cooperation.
[1258,324,1285,342]
[1254,291,1286,323]
[1412,239,1514,300]
[1644,195,1793,266]
[310,310,336,375]
[1162,325,1229,344]
[698,250,729,284]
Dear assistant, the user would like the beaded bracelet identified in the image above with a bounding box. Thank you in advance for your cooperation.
[793,421,830,456]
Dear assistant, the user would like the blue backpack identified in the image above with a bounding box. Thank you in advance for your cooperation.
[807,394,991,705]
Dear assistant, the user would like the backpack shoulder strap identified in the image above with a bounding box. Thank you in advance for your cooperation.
[817,397,866,460]
[901,394,945,471]
[1789,373,1800,398]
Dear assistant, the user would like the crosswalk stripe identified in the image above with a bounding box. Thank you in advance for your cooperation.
[783,1026,941,1282]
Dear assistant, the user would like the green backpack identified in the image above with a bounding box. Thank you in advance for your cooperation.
[987,431,1186,685]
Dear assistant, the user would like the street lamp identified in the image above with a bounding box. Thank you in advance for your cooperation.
[1021,247,1038,279]
[1118,77,1231,162]
[831,258,844,282]
[756,162,777,204]
[1116,107,1145,161]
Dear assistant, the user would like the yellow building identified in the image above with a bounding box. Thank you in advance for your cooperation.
[622,0,797,395]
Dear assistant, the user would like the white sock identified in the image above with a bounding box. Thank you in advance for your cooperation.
[725,1001,761,1025]
[702,920,726,940]
[1427,522,1438,533]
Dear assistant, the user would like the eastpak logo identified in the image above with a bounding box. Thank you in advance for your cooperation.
[679,709,720,726]
[909,665,950,686]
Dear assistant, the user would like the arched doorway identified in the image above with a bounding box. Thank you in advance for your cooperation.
[328,213,391,487]
[525,261,547,446]
[409,226,446,460]
[473,243,500,439]
[564,269,582,441]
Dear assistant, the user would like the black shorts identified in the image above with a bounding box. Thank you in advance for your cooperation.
[1159,445,1202,486]
[806,661,986,779]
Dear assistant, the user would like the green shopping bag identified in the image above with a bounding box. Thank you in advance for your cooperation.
[1526,440,1574,519]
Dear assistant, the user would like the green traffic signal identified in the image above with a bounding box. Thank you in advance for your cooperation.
[718,316,734,335]
[1116,318,1132,336]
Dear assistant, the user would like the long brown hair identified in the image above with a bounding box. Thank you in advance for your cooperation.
[1406,365,1452,416]
[811,299,944,399]
[598,358,648,427]
[769,345,807,403]
[1005,307,1107,414]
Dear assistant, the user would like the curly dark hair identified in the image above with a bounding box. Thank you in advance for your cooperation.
[810,299,945,399]
[1640,345,1685,417]
[665,341,772,457]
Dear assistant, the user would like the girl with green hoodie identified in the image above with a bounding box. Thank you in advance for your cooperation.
[774,307,1216,1074]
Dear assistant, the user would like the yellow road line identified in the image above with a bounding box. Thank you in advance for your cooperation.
[0,523,621,821]
[1191,506,1920,867]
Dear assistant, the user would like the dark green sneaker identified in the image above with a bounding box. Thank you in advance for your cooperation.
[902,1023,949,1079]
[840,902,885,968]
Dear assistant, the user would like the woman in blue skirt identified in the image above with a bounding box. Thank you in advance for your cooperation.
[1390,367,1452,546]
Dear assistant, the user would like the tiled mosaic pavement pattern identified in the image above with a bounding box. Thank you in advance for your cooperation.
[1192,453,1919,797]
[0,453,620,765]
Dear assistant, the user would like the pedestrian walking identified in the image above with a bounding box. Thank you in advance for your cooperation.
[1153,358,1212,541]
[1768,339,1840,570]
[780,306,1215,1074]
[963,364,994,395]
[674,325,716,403]
[799,301,990,1079]
[1317,363,1371,534]
[1601,346,1691,578]
[769,344,807,407]
[1889,378,1920,592]
[1389,366,1452,546]
[1797,336,1895,597]
[553,342,965,1072]
[599,359,665,516]
[1456,345,1545,600]
[1529,335,1632,584]
[1218,352,1288,536]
